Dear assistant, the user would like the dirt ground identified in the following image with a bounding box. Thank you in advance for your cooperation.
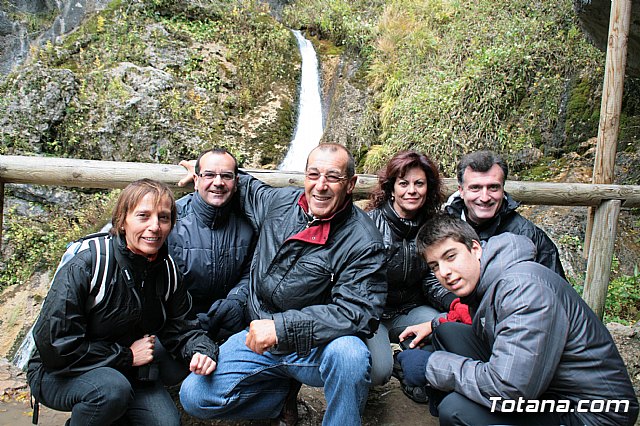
[0,360,437,426]
[0,320,638,426]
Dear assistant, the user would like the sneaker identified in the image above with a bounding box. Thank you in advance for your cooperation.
[392,350,429,404]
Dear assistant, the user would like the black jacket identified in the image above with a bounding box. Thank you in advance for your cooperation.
[445,192,566,278]
[368,202,455,317]
[236,174,388,356]
[27,234,218,384]
[167,191,255,317]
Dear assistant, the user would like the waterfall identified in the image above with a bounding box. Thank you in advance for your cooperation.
[279,30,324,172]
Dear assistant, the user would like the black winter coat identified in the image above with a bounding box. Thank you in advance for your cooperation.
[445,192,566,278]
[368,202,455,317]
[236,174,388,356]
[167,192,254,317]
[27,235,218,385]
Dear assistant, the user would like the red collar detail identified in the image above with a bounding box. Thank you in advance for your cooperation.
[290,194,348,245]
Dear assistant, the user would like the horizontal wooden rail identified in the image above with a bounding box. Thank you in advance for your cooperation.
[2,155,640,207]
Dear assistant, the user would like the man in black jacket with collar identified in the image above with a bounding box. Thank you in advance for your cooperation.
[445,150,566,278]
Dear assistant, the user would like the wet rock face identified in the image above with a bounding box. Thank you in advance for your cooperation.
[574,0,640,77]
[1,65,78,153]
[0,0,112,76]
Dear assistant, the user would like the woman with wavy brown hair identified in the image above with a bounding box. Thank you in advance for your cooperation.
[365,151,460,402]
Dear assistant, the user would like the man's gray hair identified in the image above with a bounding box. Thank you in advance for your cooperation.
[307,143,356,177]
[456,150,508,185]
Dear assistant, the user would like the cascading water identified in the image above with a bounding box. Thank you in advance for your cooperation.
[279,30,324,172]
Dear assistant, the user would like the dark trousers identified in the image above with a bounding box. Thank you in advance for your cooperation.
[36,366,181,426]
[431,322,584,426]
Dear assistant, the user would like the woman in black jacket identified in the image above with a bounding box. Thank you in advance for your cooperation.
[365,151,463,394]
[27,179,218,426]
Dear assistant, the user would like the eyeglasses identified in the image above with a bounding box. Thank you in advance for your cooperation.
[198,171,236,181]
[305,171,348,183]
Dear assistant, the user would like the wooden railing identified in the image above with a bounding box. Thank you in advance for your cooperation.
[2,155,640,318]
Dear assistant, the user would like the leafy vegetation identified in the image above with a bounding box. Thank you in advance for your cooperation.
[3,0,298,164]
[0,191,114,288]
[283,0,609,175]
[573,258,640,325]
[2,0,639,328]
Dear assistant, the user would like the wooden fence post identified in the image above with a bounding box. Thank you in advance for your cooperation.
[583,199,622,319]
[584,0,631,259]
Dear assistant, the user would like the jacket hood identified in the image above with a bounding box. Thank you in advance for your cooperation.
[477,233,537,296]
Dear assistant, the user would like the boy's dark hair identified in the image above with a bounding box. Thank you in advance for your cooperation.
[456,150,508,185]
[417,213,480,254]
[195,147,239,175]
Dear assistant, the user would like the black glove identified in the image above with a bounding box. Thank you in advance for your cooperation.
[397,348,432,387]
[197,298,246,340]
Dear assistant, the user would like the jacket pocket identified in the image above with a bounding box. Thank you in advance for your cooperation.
[271,259,333,311]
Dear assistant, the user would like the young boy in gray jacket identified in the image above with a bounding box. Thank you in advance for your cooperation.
[397,213,638,426]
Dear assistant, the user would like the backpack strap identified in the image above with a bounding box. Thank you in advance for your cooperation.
[161,255,179,302]
[87,236,116,309]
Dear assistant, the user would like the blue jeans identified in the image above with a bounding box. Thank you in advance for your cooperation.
[180,330,371,426]
[36,366,180,426]
[366,305,440,386]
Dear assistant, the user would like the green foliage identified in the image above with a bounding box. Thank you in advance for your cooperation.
[16,0,298,164]
[287,0,609,175]
[5,7,58,33]
[0,191,114,290]
[355,0,605,175]
[605,261,640,325]
[572,257,640,325]
[282,0,384,56]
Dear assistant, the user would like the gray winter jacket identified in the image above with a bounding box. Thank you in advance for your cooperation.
[446,192,566,278]
[167,192,254,317]
[237,174,388,356]
[425,233,638,426]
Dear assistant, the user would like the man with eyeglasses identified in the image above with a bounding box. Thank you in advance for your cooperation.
[179,143,387,426]
[168,148,254,326]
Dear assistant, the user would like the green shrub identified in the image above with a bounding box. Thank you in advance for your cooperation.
[0,191,114,291]
[573,259,640,325]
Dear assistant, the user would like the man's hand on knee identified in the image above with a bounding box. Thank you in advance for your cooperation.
[245,319,277,355]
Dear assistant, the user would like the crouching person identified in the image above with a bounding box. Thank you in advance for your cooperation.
[397,213,638,426]
[27,179,217,426]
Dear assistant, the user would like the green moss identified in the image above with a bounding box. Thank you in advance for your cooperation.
[564,75,601,151]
